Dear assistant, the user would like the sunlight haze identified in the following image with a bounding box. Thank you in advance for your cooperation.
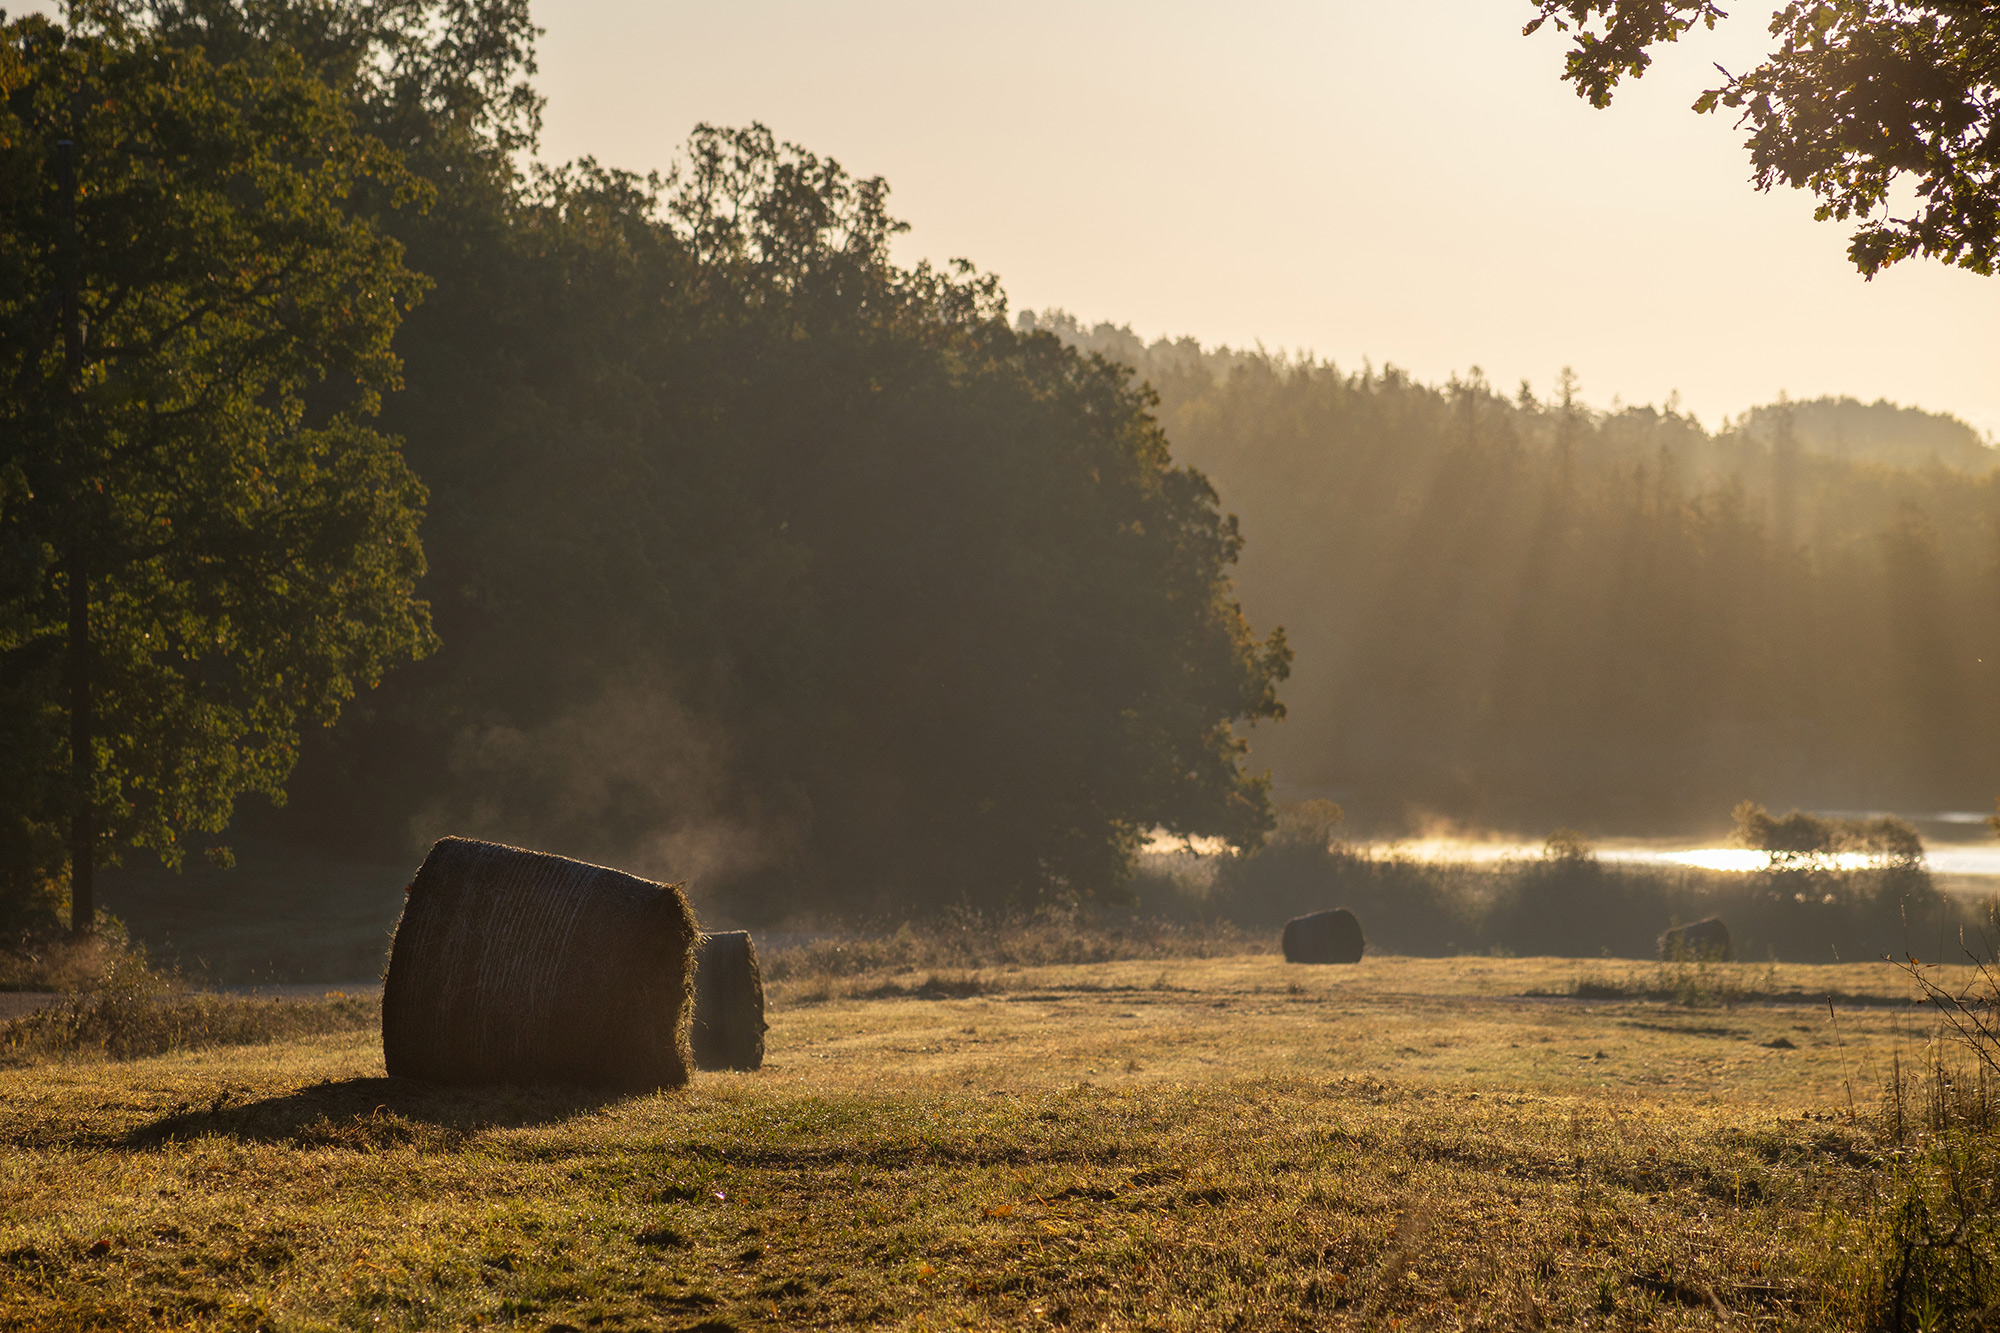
[530,0,1997,435]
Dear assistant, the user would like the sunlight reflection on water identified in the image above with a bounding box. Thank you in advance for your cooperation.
[1371,840,2000,876]
[1139,832,2000,876]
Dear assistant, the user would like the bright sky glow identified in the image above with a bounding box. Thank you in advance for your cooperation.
[526,0,2000,437]
[20,1,1990,431]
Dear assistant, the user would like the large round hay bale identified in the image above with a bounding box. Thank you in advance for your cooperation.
[1658,916,1734,962]
[691,931,767,1072]
[382,838,698,1089]
[1282,909,1365,964]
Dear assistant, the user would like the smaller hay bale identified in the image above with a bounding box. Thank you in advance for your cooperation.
[1282,909,1365,964]
[1658,917,1734,962]
[690,931,767,1072]
[382,838,698,1089]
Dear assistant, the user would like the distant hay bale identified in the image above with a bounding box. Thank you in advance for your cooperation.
[690,931,767,1072]
[1658,916,1734,962]
[381,838,698,1089]
[1282,909,1365,964]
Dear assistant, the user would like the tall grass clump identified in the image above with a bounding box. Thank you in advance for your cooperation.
[759,907,1255,1002]
[1864,959,2000,1330]
[763,907,1253,981]
[0,912,139,992]
[0,933,375,1065]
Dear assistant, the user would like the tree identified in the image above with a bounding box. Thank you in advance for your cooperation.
[0,13,435,931]
[358,129,1292,914]
[1525,1,2000,275]
[74,1,1292,915]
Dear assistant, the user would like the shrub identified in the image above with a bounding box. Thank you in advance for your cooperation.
[0,912,141,991]
[1867,963,2000,1330]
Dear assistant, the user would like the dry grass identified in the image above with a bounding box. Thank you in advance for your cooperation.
[0,985,377,1067]
[759,913,1256,1002]
[0,952,1963,1331]
[0,922,143,993]
[0,942,377,1067]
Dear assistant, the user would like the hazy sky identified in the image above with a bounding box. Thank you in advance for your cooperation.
[526,0,1997,437]
[25,0,1994,433]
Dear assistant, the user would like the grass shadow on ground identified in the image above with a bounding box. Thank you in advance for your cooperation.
[120,1076,623,1152]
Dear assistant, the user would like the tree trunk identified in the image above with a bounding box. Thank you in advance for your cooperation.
[68,542,91,935]
[58,137,92,935]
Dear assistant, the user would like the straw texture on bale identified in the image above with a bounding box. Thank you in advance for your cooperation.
[1282,908,1366,964]
[1658,916,1734,962]
[690,931,767,1072]
[382,838,698,1089]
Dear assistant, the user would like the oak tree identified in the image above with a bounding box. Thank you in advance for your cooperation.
[0,13,434,930]
[1526,1,2000,274]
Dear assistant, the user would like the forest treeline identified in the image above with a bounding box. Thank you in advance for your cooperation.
[1,3,1285,925]
[1025,312,2000,832]
[1191,803,1995,964]
[9,3,1994,938]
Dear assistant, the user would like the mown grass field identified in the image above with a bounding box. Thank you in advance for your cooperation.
[0,955,1960,1331]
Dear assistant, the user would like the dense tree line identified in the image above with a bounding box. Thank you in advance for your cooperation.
[1032,312,2000,831]
[12,0,1987,940]
[2,3,1289,928]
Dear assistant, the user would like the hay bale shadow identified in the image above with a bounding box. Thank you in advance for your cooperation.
[120,1076,621,1151]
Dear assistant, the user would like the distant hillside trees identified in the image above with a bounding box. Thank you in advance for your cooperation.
[1737,397,1997,475]
[1027,311,2000,830]
[0,14,434,932]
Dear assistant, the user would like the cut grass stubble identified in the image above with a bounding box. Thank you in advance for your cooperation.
[0,954,1954,1331]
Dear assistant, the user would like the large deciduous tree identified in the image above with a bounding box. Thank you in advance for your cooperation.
[0,13,434,931]
[326,128,1293,915]
[69,0,1291,916]
[1525,1,2000,275]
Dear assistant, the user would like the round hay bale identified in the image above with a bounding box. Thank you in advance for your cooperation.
[382,837,698,1089]
[1658,916,1734,962]
[690,931,767,1072]
[1282,909,1365,964]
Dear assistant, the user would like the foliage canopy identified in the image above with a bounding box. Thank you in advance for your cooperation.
[94,1,1293,914]
[310,123,1293,914]
[1526,1,2000,274]
[0,12,434,924]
